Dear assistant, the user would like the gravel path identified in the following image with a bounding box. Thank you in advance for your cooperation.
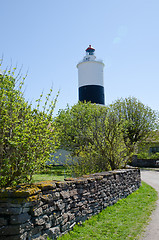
[140,170,159,240]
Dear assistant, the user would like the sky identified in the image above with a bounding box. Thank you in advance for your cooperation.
[1,0,159,115]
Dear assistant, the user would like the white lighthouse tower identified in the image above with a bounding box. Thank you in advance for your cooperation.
[77,45,105,105]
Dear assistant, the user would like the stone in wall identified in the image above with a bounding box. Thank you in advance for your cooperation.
[0,168,141,240]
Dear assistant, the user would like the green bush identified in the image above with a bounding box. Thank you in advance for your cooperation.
[56,102,129,176]
[56,98,159,176]
[110,97,159,156]
[0,66,59,188]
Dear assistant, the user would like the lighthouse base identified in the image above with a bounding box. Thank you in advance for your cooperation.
[79,85,105,105]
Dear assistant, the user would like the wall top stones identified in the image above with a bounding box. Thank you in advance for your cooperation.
[0,168,138,199]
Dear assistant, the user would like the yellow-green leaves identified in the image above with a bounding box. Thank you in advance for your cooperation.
[0,66,59,188]
[56,102,128,176]
[110,96,159,155]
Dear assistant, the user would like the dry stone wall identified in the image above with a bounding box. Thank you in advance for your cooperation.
[0,168,141,240]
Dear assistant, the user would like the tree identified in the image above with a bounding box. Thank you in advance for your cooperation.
[110,97,159,156]
[0,67,59,188]
[56,102,128,176]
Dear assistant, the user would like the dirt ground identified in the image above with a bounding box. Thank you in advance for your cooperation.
[140,170,159,240]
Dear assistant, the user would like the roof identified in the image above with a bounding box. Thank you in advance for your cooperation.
[85,45,95,52]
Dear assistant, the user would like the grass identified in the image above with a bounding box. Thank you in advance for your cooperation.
[32,165,68,182]
[55,181,157,240]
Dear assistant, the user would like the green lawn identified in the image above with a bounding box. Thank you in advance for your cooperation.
[32,165,68,182]
[56,182,157,240]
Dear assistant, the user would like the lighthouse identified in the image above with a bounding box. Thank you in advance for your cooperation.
[77,45,105,105]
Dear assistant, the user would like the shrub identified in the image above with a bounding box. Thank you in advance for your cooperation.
[0,66,59,187]
[110,97,159,155]
[56,102,128,176]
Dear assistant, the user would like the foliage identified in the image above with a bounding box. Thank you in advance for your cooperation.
[57,182,157,240]
[0,66,59,188]
[110,97,159,155]
[56,102,128,176]
[137,151,159,160]
[137,131,159,159]
[56,98,158,176]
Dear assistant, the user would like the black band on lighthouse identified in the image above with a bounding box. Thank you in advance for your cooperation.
[79,85,105,105]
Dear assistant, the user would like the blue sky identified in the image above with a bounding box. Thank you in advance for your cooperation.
[1,0,159,115]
